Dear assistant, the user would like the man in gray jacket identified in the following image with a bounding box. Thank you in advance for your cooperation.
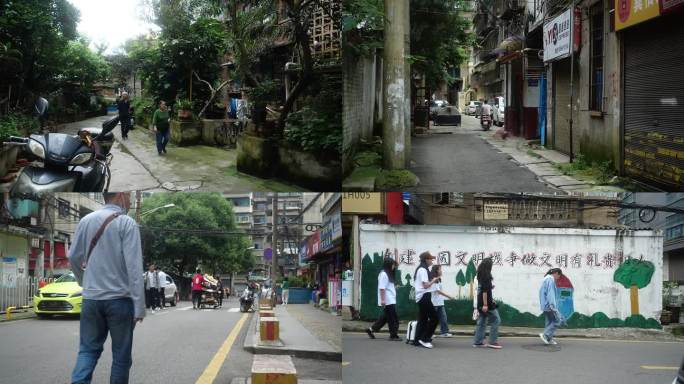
[69,192,145,384]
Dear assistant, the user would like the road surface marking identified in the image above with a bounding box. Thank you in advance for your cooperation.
[342,362,351,366]
[640,365,679,370]
[227,308,240,312]
[195,313,249,384]
[178,306,194,311]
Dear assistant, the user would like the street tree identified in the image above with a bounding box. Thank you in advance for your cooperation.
[613,257,655,316]
[140,193,254,278]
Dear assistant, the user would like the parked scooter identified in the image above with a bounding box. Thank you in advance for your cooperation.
[481,114,492,131]
[4,116,118,193]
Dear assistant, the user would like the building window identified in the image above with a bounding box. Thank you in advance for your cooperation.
[57,199,70,219]
[254,216,266,224]
[236,214,250,223]
[590,2,604,112]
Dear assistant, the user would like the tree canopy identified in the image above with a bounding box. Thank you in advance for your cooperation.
[343,0,473,90]
[613,258,655,289]
[140,193,255,277]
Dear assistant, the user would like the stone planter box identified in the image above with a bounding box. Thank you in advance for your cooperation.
[277,144,341,190]
[0,144,20,179]
[201,119,234,147]
[237,134,276,178]
[170,119,201,146]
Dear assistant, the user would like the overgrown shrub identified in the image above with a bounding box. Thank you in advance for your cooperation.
[285,106,342,155]
[132,96,155,128]
[0,113,40,141]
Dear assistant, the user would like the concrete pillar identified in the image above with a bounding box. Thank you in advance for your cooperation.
[383,0,410,169]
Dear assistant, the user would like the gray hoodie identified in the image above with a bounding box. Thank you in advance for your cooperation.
[68,204,145,318]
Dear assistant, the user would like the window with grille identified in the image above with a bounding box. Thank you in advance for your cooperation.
[58,199,70,219]
[590,2,604,112]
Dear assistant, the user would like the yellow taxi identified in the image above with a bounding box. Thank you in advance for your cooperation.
[34,272,82,317]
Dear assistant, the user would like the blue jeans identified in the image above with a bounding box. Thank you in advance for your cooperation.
[544,310,560,340]
[473,308,501,345]
[72,298,135,384]
[436,305,449,334]
[155,129,170,153]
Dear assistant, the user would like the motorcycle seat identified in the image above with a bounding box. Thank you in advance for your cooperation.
[78,127,114,141]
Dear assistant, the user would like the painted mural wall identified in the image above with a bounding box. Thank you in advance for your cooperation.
[359,224,663,329]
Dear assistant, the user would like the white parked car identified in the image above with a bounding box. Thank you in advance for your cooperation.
[163,275,179,307]
[466,101,481,116]
[491,96,505,127]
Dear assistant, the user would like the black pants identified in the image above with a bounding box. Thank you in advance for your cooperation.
[371,304,399,338]
[192,290,202,308]
[145,289,152,309]
[120,116,131,138]
[149,288,160,309]
[414,293,438,344]
[218,291,223,307]
[158,288,165,308]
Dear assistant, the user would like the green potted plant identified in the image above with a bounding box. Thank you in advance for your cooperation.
[248,80,278,126]
[176,99,193,120]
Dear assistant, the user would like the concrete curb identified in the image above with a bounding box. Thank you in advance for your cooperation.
[0,309,36,323]
[343,322,684,342]
[231,378,342,384]
[243,311,342,361]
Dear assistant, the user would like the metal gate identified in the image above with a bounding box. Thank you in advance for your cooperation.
[623,15,684,190]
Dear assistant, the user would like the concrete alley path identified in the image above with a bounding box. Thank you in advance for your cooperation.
[409,115,557,192]
[58,114,306,192]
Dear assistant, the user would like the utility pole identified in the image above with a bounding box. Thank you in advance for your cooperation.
[383,0,410,169]
[271,194,279,284]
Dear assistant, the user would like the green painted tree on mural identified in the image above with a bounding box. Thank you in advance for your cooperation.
[613,257,655,316]
[455,269,466,298]
[465,258,477,300]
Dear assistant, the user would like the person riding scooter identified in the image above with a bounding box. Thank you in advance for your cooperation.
[480,99,493,131]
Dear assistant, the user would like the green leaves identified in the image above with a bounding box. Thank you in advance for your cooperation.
[140,193,255,277]
[613,258,655,290]
[455,269,466,286]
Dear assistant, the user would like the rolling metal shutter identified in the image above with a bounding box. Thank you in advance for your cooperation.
[623,14,684,190]
[553,59,580,155]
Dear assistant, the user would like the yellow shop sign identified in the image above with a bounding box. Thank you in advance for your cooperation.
[615,0,661,31]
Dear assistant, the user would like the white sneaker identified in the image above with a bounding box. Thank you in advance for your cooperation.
[438,333,453,338]
[539,333,550,345]
[550,339,558,345]
[418,340,434,349]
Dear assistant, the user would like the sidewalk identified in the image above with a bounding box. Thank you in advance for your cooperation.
[478,129,627,192]
[243,304,342,361]
[0,308,35,323]
[343,319,684,342]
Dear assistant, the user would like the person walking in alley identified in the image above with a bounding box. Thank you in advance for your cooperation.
[216,276,223,308]
[366,258,401,341]
[144,263,154,310]
[191,269,205,310]
[68,192,144,384]
[117,92,132,140]
[539,268,565,345]
[472,258,502,349]
[431,265,456,338]
[413,252,440,349]
[282,277,290,306]
[157,266,168,309]
[152,100,171,155]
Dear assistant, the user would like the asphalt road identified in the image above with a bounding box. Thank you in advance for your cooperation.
[0,298,339,384]
[343,333,684,384]
[409,115,557,192]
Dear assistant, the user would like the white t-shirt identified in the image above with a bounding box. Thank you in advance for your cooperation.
[431,282,445,307]
[414,267,436,302]
[377,271,397,306]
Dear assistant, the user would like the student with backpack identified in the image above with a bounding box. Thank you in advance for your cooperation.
[431,265,456,337]
[366,258,401,341]
[472,257,502,349]
[412,252,440,349]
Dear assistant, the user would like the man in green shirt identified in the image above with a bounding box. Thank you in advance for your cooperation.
[282,277,290,306]
[152,101,171,155]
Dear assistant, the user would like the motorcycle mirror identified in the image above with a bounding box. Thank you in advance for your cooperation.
[101,115,120,136]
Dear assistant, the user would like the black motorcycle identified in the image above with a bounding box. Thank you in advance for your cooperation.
[239,288,257,313]
[4,116,118,193]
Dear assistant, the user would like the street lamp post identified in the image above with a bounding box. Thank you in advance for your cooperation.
[140,203,176,218]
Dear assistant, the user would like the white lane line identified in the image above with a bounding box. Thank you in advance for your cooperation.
[227,308,240,313]
[178,306,194,311]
